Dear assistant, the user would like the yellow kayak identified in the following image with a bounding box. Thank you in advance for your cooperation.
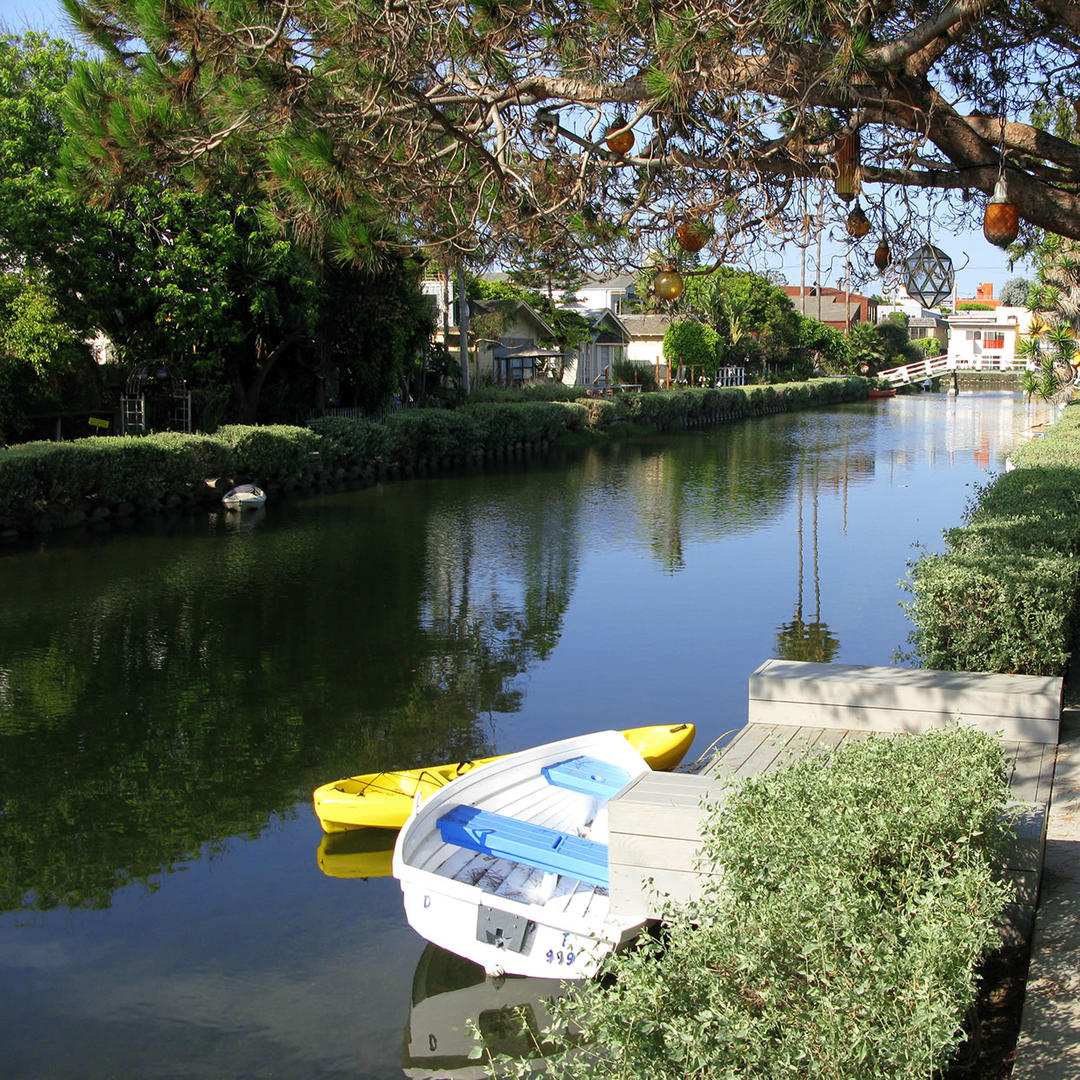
[313,723,695,833]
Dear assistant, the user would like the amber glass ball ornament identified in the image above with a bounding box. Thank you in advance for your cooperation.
[604,117,634,155]
[653,266,685,300]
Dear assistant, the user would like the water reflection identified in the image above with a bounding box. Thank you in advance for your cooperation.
[775,462,839,663]
[402,944,567,1079]
[316,829,396,880]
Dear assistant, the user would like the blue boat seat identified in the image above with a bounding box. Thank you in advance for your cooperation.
[541,755,632,800]
[437,805,609,887]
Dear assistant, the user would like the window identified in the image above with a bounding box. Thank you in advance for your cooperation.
[965,329,981,341]
[984,334,1005,349]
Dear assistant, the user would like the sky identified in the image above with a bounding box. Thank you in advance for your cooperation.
[0,0,1031,301]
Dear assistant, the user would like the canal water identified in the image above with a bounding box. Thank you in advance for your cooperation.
[0,391,1053,1079]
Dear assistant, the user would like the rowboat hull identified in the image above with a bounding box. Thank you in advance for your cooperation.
[222,483,266,510]
[393,729,653,979]
[313,723,694,833]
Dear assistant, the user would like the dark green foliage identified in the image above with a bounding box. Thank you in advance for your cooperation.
[905,403,1080,674]
[613,359,658,392]
[0,378,867,534]
[215,424,322,487]
[549,728,1013,1080]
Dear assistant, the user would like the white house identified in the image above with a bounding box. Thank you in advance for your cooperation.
[558,275,638,315]
[945,306,1035,371]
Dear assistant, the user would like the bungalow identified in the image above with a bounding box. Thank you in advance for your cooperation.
[564,309,631,388]
[446,298,564,386]
[619,313,673,385]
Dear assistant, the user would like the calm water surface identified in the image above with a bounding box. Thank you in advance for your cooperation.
[0,391,1054,1078]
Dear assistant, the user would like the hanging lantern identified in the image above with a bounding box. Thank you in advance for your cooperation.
[653,266,685,300]
[845,202,871,239]
[874,237,891,272]
[834,130,861,202]
[675,218,711,252]
[905,243,954,308]
[983,176,1019,248]
[604,116,634,154]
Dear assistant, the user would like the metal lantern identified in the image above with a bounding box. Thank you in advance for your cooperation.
[983,177,1019,248]
[834,130,861,202]
[675,219,710,252]
[653,266,685,300]
[905,243,954,308]
[604,117,634,155]
[845,202,871,239]
[874,238,891,272]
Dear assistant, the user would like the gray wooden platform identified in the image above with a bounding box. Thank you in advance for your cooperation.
[608,659,1061,937]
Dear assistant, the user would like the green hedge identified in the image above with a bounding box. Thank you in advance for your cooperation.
[0,377,870,535]
[906,402,1080,674]
[544,728,1012,1080]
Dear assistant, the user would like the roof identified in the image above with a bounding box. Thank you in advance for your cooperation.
[618,314,673,338]
[468,298,557,338]
[582,308,631,340]
[788,296,867,322]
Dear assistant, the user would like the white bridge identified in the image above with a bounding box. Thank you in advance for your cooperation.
[877,354,1032,386]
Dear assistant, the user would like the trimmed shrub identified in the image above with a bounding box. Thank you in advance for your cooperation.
[905,402,1080,674]
[546,728,1013,1080]
[308,416,388,469]
[216,424,322,487]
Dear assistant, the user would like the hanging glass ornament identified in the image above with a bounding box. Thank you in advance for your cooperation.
[905,244,954,308]
[604,117,634,154]
[845,202,871,239]
[653,266,685,300]
[983,177,1019,247]
[675,218,711,252]
[874,237,891,272]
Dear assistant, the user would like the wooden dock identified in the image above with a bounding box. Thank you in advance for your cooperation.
[608,659,1062,936]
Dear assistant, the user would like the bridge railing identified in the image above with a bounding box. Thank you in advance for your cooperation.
[878,355,951,385]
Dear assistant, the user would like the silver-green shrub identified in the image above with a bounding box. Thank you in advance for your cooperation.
[542,728,1013,1080]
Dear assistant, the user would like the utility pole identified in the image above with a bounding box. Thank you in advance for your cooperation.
[456,265,471,394]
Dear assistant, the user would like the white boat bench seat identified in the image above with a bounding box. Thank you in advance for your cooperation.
[541,755,633,800]
[436,805,609,887]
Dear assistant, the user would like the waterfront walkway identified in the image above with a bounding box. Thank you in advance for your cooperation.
[1011,656,1080,1079]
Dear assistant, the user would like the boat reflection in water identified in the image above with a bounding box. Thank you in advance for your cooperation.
[315,828,396,880]
[403,943,570,1079]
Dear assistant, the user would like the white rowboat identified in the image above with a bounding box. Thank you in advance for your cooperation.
[392,729,653,979]
[222,483,266,511]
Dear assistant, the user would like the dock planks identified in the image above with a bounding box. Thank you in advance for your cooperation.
[608,659,1062,937]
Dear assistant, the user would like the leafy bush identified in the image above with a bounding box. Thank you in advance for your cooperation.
[215,424,321,486]
[905,403,1080,674]
[468,382,586,404]
[613,360,658,393]
[906,550,1080,673]
[546,728,1013,1080]
[308,415,388,468]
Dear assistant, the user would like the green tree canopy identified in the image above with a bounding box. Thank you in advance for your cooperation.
[663,318,720,377]
[58,0,1080,285]
[684,267,801,368]
[0,32,433,425]
[1000,277,1032,307]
